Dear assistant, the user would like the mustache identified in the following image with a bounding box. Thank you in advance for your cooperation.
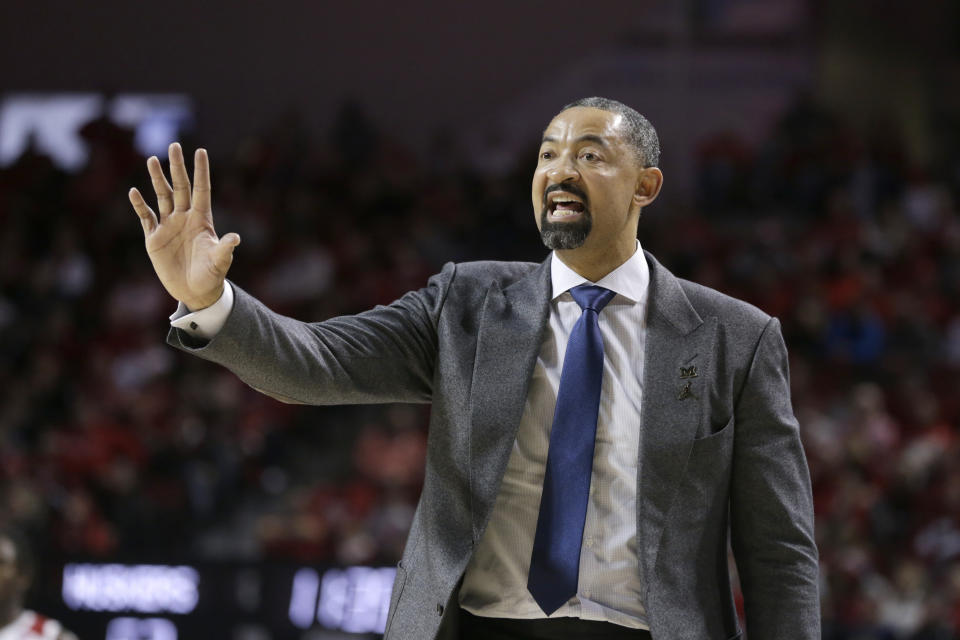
[543,183,589,209]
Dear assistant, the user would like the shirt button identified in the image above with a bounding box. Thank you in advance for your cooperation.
[585,537,594,548]
[436,603,444,616]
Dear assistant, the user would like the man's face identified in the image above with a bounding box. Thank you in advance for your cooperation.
[532,107,648,255]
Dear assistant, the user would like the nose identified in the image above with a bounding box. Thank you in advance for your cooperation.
[547,155,580,183]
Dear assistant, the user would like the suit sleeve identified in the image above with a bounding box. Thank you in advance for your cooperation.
[730,317,821,639]
[165,262,456,405]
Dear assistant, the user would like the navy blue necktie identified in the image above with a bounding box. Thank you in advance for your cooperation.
[527,284,616,615]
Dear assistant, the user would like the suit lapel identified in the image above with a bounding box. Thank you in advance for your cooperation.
[637,251,719,578]
[469,257,551,540]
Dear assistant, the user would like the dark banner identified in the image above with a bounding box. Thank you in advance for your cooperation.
[31,561,396,640]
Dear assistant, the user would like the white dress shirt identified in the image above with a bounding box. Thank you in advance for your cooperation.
[459,240,650,629]
[170,242,651,629]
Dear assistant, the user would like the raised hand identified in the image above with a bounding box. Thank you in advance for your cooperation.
[129,143,240,311]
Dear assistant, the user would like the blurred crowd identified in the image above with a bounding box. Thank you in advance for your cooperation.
[1,96,960,639]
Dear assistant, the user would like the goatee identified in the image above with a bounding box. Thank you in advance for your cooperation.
[540,207,592,250]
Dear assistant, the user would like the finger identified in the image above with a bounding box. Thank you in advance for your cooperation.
[213,233,241,273]
[168,142,192,212]
[146,156,174,219]
[128,188,158,236]
[192,148,212,215]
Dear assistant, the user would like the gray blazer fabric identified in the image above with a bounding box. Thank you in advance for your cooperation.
[168,250,820,640]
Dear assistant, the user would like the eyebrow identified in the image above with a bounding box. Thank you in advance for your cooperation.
[540,134,609,147]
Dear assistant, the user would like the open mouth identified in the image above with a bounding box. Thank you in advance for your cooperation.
[547,193,587,220]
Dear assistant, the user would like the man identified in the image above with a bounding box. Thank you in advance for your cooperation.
[0,529,77,640]
[129,97,820,639]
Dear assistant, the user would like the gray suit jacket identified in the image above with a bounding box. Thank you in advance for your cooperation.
[168,250,820,640]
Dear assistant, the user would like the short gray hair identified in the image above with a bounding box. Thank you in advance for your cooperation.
[561,97,660,167]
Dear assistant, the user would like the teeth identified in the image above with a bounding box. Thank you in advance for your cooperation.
[551,209,580,217]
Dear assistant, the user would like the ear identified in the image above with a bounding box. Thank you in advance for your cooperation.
[632,167,663,209]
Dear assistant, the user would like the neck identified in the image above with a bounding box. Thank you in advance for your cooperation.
[0,602,21,629]
[555,236,638,283]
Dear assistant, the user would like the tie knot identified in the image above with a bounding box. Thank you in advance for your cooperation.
[570,284,615,313]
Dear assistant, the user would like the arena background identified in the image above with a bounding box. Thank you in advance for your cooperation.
[2,1,960,638]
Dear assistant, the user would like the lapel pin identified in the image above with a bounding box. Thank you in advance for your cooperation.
[679,365,698,379]
[677,381,693,401]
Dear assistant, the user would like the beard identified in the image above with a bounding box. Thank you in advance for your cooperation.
[539,207,592,250]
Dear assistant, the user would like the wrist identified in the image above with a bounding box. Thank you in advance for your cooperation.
[184,284,224,312]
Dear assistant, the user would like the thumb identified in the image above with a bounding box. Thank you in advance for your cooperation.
[213,233,241,272]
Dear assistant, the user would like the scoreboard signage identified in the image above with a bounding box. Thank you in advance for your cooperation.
[40,562,397,640]
[62,564,201,614]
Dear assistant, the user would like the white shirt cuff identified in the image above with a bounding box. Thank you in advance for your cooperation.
[169,283,235,340]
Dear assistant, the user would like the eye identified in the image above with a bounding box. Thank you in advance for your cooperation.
[581,152,599,161]
[540,150,554,160]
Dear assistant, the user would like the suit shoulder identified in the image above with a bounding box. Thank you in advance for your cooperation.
[449,260,541,290]
[678,278,772,333]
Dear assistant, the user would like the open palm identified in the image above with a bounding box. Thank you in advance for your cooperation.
[129,143,240,310]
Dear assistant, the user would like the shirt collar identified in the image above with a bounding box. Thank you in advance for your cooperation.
[550,239,649,304]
